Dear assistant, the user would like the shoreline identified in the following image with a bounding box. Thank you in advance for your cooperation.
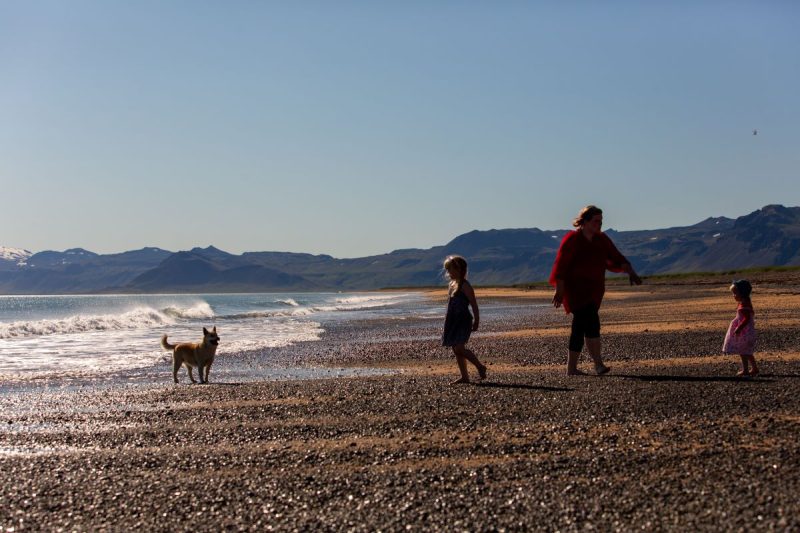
[4,280,798,388]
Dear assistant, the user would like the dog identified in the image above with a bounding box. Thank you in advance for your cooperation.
[161,326,220,384]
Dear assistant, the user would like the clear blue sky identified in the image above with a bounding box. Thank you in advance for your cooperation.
[2,1,798,257]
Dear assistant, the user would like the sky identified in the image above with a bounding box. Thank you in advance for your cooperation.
[1,1,798,257]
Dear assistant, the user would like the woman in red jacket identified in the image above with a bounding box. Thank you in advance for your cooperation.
[550,205,642,375]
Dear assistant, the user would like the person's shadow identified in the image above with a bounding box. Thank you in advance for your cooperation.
[177,381,243,387]
[476,381,572,392]
[611,374,774,383]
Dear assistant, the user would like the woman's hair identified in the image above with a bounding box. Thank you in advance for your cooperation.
[730,279,753,299]
[573,205,603,228]
[443,255,468,292]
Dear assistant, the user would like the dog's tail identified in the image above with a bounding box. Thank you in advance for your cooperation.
[161,334,176,351]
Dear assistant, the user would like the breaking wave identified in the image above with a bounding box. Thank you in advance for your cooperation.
[161,302,215,319]
[0,307,173,339]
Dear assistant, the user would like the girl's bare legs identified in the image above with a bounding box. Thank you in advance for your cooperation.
[463,347,487,380]
[586,337,610,375]
[740,354,759,376]
[748,355,759,376]
[451,346,470,384]
[738,354,751,376]
[567,350,586,376]
[451,344,487,384]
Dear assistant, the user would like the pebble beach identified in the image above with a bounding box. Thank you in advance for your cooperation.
[1,273,799,531]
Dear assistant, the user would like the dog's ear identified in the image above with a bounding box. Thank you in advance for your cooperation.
[203,327,209,335]
[212,326,217,333]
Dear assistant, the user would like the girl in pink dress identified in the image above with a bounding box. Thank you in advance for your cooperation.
[722,279,758,376]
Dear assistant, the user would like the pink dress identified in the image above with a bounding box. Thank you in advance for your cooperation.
[722,302,756,355]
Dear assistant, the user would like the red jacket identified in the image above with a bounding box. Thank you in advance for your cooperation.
[549,230,629,314]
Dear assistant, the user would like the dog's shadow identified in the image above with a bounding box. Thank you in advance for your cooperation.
[477,381,572,392]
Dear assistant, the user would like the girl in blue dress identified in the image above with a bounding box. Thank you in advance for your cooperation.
[442,255,487,384]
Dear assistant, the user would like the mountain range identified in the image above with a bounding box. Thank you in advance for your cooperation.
[2,205,799,294]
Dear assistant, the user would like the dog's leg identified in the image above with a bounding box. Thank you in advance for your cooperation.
[172,354,181,384]
[187,364,197,384]
[203,364,211,384]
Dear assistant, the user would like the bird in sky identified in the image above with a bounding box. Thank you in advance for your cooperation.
[753,129,758,135]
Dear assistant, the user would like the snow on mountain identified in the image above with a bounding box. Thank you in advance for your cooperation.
[0,247,33,264]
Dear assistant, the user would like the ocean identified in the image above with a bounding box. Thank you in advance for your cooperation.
[0,291,434,385]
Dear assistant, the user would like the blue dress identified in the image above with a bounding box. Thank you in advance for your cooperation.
[442,284,473,347]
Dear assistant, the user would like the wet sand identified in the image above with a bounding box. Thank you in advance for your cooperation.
[1,275,799,531]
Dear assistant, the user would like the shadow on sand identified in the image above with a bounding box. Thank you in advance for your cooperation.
[477,381,572,392]
[611,374,774,383]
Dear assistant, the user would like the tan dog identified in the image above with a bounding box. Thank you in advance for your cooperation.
[161,326,220,384]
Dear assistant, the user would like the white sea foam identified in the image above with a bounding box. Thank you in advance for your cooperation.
[334,294,406,306]
[324,293,414,312]
[222,294,416,319]
[0,318,324,376]
[161,302,215,319]
[222,307,316,320]
[217,320,324,352]
[0,306,175,339]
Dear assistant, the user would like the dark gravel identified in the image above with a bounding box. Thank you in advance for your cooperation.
[1,285,798,531]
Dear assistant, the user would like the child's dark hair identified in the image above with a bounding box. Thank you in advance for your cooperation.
[730,279,752,299]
